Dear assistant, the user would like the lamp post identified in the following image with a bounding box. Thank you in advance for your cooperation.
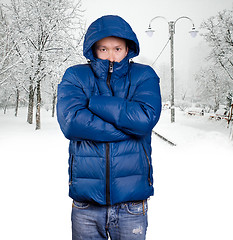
[146,16,198,123]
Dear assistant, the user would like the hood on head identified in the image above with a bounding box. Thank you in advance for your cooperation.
[83,15,140,61]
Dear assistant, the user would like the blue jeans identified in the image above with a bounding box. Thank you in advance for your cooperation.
[71,200,148,240]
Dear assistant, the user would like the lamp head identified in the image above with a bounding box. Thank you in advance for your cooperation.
[189,27,198,38]
[145,27,155,37]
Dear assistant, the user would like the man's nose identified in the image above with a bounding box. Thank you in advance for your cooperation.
[108,51,115,62]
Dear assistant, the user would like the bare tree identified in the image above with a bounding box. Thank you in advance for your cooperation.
[7,0,85,129]
[0,6,19,85]
[195,67,230,112]
[201,8,233,81]
[195,8,233,113]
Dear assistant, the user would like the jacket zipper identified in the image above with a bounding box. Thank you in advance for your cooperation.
[142,144,152,186]
[107,61,113,89]
[106,61,113,205]
[106,143,110,205]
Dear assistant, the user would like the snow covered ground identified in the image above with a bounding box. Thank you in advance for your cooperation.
[0,108,232,240]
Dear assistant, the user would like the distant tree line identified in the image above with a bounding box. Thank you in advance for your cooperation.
[1,3,232,129]
[0,0,85,129]
[155,8,232,115]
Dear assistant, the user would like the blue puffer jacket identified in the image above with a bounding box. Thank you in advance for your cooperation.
[57,15,162,205]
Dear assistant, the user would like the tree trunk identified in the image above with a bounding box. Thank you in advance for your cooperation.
[214,102,219,113]
[35,80,41,130]
[15,88,19,117]
[4,103,8,114]
[52,91,57,118]
[4,94,12,114]
[27,80,34,124]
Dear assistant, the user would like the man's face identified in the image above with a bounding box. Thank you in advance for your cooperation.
[94,36,128,62]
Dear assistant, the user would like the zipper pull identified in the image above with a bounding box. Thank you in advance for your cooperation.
[109,61,114,73]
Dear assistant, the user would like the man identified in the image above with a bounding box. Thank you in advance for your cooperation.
[57,15,161,240]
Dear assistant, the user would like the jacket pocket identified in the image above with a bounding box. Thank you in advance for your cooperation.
[69,155,74,185]
[142,144,152,186]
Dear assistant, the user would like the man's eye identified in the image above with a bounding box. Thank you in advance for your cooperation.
[100,48,106,52]
[116,48,121,51]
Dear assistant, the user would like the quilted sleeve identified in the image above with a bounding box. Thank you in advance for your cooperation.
[56,67,130,142]
[88,65,162,137]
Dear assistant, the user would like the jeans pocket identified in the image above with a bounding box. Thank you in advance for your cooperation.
[72,200,90,209]
[125,200,148,215]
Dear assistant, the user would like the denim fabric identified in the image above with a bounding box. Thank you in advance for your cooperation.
[71,200,148,240]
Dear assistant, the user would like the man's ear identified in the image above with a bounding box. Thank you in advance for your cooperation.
[125,46,129,57]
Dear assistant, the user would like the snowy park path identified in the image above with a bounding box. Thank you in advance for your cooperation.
[0,108,232,240]
[148,110,233,240]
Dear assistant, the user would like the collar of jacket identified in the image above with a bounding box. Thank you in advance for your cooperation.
[90,56,130,80]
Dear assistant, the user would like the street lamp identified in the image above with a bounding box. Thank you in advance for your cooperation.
[146,16,198,123]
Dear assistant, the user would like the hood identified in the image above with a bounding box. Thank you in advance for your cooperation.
[83,15,140,61]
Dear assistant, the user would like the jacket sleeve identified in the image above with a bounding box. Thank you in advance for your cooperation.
[88,66,162,137]
[56,67,130,142]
